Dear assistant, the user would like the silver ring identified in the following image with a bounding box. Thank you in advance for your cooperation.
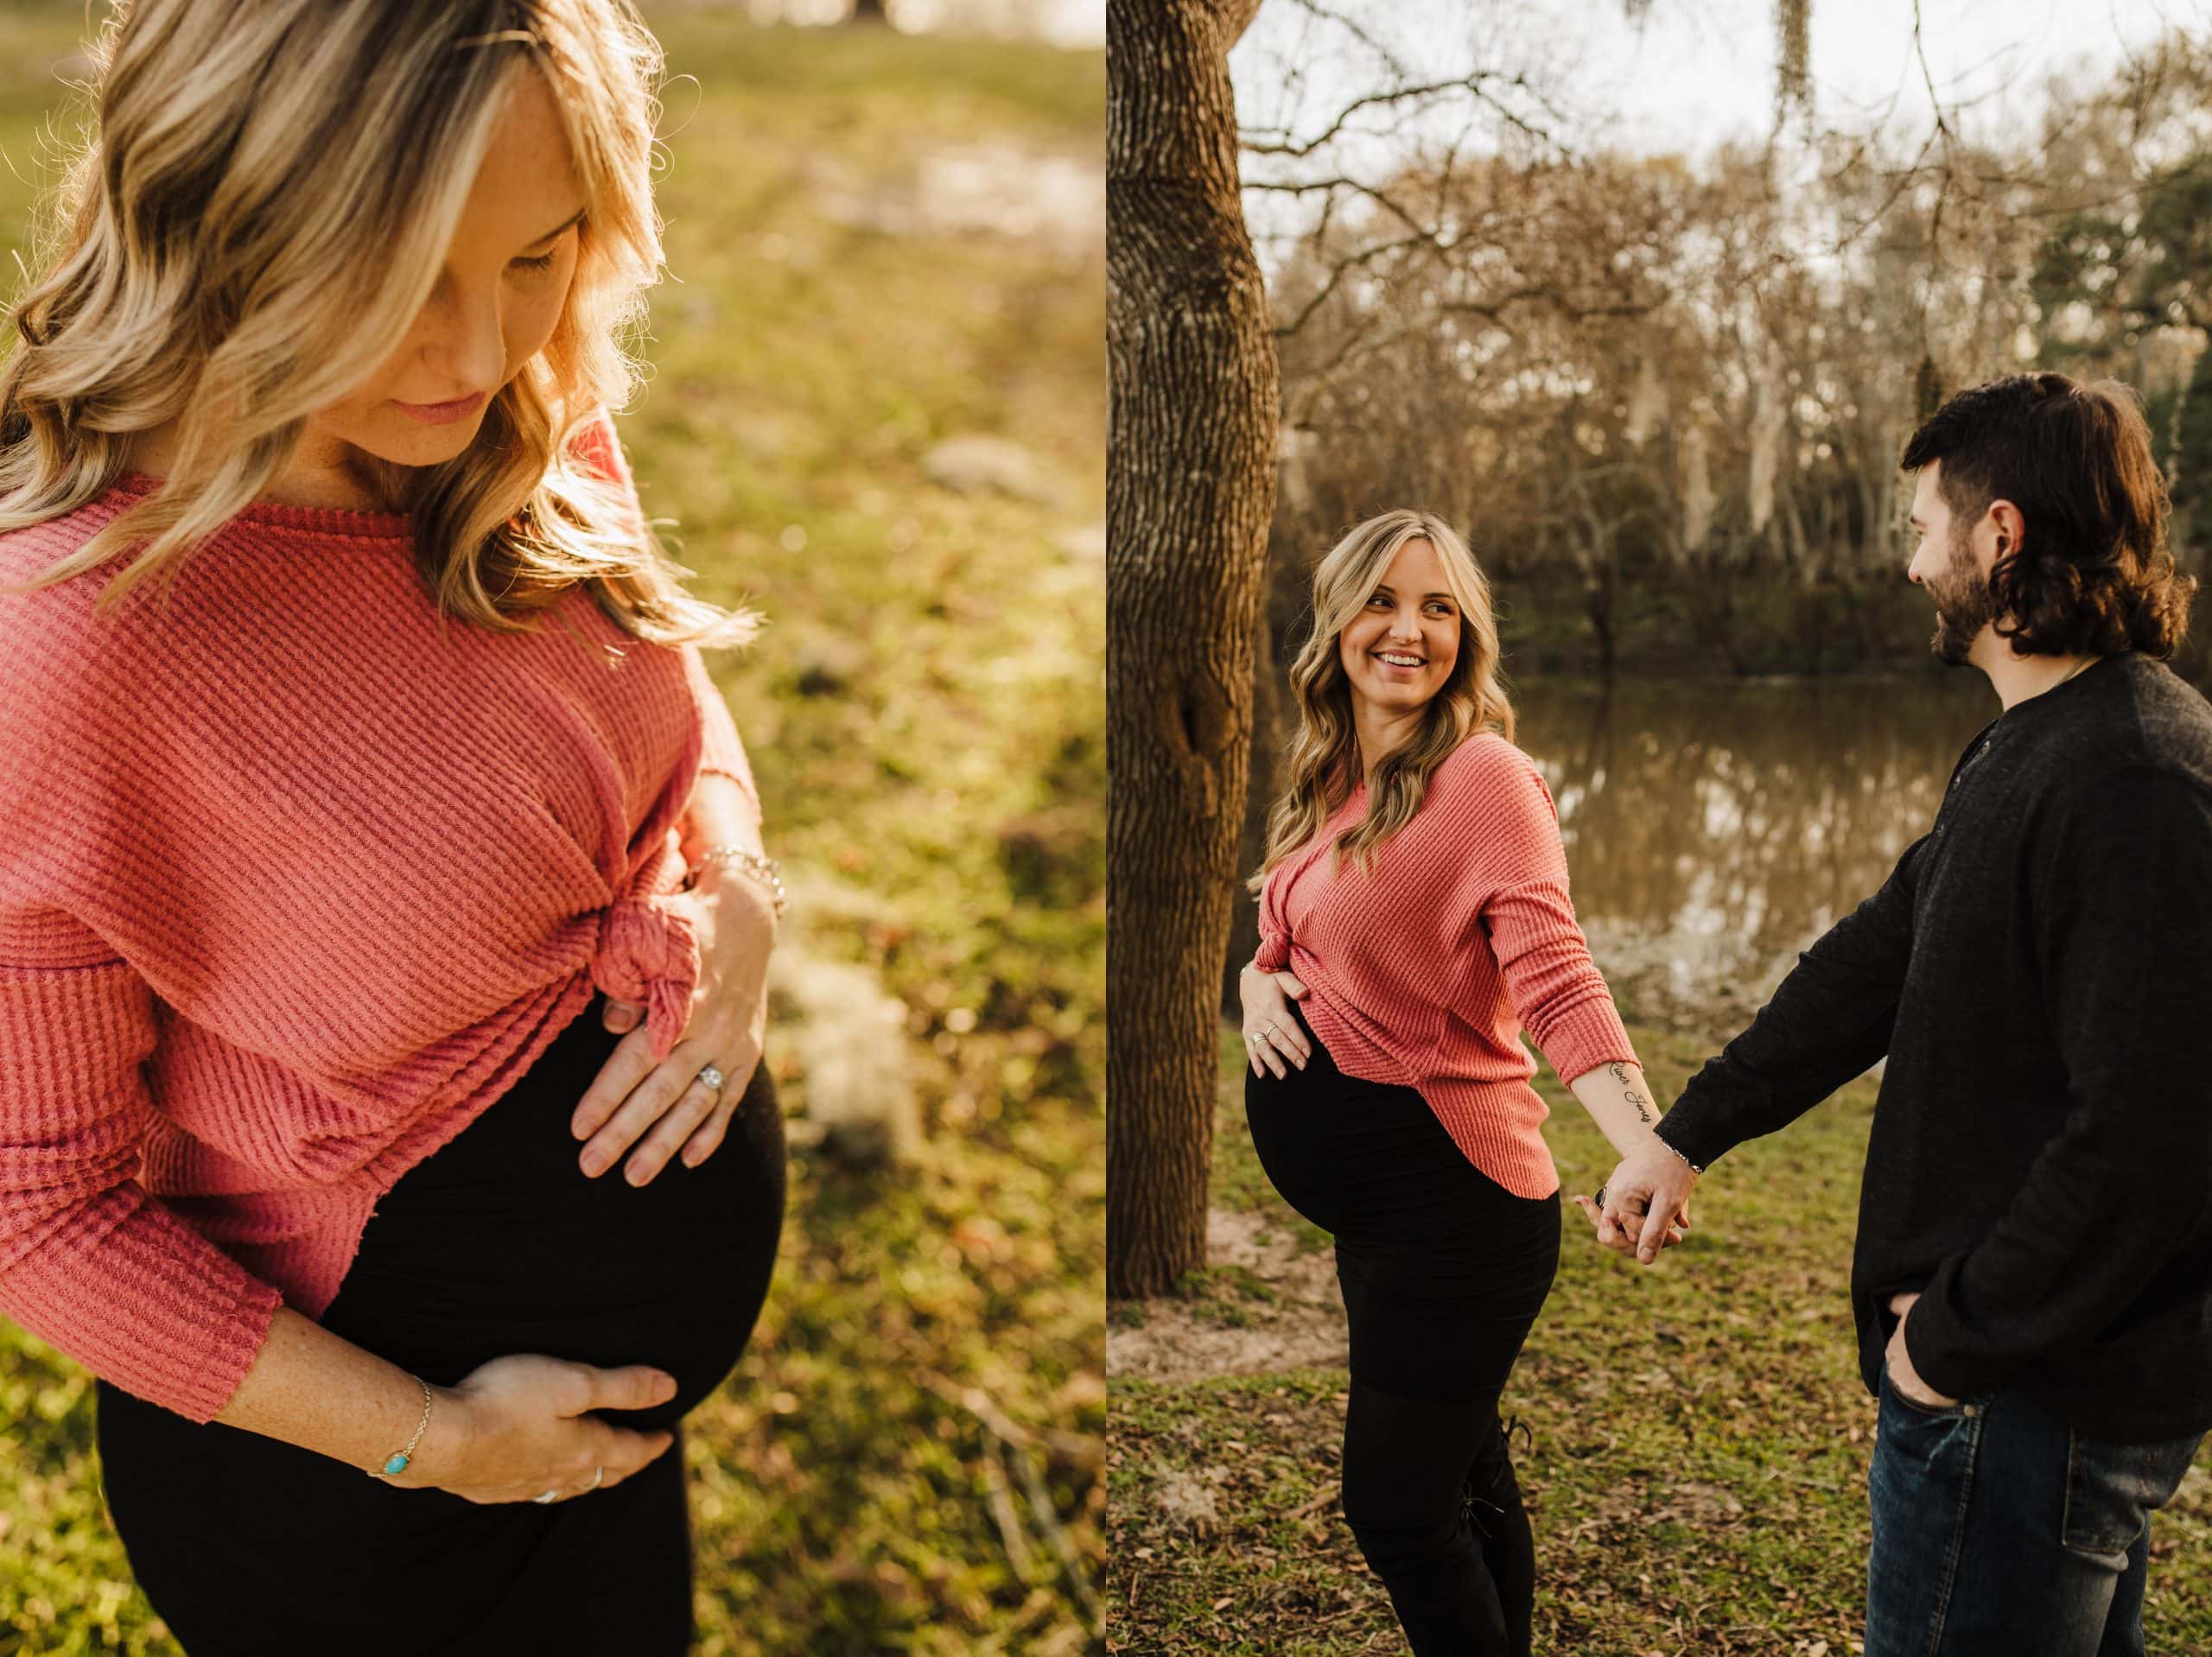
[532,1487,561,1504]
[696,1063,727,1094]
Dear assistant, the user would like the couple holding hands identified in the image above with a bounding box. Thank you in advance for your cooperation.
[1235,372,2212,1656]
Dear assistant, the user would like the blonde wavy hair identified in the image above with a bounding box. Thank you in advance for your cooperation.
[1249,509,1514,890]
[0,0,755,651]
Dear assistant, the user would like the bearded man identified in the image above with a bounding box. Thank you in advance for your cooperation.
[1592,372,2212,1656]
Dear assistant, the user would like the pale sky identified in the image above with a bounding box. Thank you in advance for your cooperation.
[1233,0,2208,182]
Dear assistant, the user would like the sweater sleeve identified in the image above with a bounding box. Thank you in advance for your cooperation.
[1466,746,1638,1085]
[1904,767,2212,1400]
[680,643,763,825]
[1656,832,1924,1171]
[0,903,283,1424]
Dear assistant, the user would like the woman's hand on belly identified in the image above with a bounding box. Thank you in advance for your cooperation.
[1239,963,1312,1079]
[578,875,774,1185]
[399,1353,681,1504]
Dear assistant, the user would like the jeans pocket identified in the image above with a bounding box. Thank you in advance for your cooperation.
[2060,1427,2204,1558]
[1878,1360,1980,1423]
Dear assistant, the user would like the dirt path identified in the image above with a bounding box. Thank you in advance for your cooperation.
[1107,1208,1348,1383]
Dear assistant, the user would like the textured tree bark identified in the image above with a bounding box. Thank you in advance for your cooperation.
[1106,0,1280,1299]
[1222,517,1298,1018]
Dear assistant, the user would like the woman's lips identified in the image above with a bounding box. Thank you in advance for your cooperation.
[391,391,488,427]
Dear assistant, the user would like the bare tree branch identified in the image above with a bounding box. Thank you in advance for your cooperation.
[1240,73,1536,161]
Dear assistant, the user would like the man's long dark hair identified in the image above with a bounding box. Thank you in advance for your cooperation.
[1900,372,2196,659]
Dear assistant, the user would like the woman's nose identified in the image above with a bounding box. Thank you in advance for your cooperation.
[417,279,506,392]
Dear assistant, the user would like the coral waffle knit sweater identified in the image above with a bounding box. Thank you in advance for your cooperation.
[0,416,760,1423]
[1254,732,1637,1199]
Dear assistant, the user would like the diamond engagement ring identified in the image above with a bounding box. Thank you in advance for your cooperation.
[696,1063,726,1095]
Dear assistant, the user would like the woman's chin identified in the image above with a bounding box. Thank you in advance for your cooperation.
[1356,679,1440,714]
[348,409,490,469]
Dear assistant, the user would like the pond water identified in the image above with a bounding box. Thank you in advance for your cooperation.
[1511,672,1998,1033]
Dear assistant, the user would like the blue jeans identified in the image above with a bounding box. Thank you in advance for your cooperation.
[1866,1368,2204,1656]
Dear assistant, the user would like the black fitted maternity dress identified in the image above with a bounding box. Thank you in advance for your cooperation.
[92,988,786,1657]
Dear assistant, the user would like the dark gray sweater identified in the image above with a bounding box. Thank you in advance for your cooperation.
[1656,652,2212,1443]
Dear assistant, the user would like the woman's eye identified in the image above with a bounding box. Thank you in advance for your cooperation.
[511,251,559,275]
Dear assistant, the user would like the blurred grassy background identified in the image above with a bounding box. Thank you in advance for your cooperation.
[1107,1027,2212,1654]
[0,7,1103,1654]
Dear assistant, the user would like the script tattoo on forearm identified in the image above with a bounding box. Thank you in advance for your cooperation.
[1608,1062,1654,1124]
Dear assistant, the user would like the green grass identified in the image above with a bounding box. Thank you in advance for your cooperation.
[1108,1026,2212,1654]
[0,11,1102,1655]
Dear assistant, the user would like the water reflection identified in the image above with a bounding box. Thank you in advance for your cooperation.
[1515,676,1995,1029]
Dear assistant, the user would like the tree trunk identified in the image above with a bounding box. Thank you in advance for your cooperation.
[848,0,889,22]
[1222,528,1293,1016]
[1585,557,1618,677]
[1106,0,1280,1299]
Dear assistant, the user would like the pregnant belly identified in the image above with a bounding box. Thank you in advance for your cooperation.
[321,997,787,1432]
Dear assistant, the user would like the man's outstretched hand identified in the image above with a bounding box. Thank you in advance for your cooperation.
[1572,1133,1699,1266]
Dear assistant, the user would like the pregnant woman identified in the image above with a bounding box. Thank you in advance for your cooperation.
[0,4,784,1651]
[1239,509,1688,1655]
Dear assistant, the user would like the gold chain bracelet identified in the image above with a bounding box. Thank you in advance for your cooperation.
[369,1373,433,1479]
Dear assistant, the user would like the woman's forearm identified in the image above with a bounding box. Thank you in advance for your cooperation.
[1568,1058,1663,1160]
[212,1306,468,1480]
[679,772,779,967]
[679,772,763,867]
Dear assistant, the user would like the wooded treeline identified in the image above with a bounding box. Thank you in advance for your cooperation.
[1260,29,2212,680]
[1211,24,2212,1009]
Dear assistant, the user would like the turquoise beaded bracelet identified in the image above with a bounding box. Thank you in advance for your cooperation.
[370,1373,434,1479]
